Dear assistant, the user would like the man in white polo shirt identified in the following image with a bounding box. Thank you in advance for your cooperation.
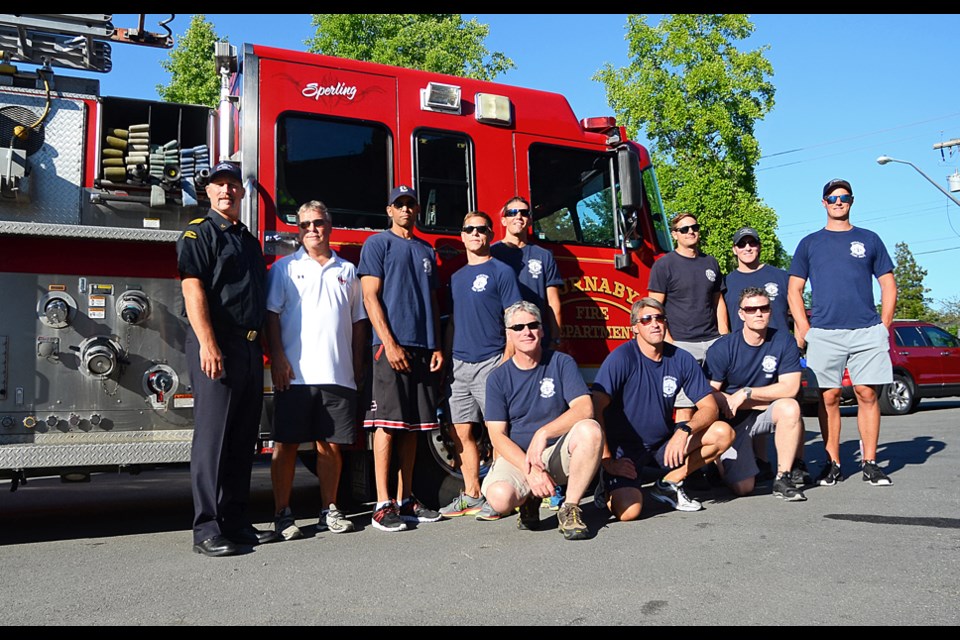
[265,200,368,540]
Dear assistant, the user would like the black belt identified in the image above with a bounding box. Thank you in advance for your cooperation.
[216,325,259,341]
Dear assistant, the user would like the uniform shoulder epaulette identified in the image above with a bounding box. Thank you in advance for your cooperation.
[188,217,208,226]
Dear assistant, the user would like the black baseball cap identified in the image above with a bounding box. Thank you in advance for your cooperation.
[209,161,242,183]
[732,226,760,245]
[822,178,853,198]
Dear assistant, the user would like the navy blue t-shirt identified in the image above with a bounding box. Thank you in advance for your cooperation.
[723,265,791,333]
[789,227,893,330]
[489,242,563,336]
[591,340,712,452]
[647,251,723,341]
[450,258,522,362]
[357,229,439,349]
[703,328,802,393]
[485,350,589,451]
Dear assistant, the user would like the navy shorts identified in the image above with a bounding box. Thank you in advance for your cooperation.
[273,384,357,445]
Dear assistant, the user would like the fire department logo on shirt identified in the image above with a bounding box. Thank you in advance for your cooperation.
[762,355,778,374]
[527,259,543,279]
[472,274,489,292]
[850,241,866,259]
[540,377,556,398]
[662,375,678,398]
[764,282,780,299]
[422,258,433,275]
[706,269,717,282]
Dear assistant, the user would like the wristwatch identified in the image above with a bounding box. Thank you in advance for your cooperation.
[676,423,692,435]
[742,387,753,399]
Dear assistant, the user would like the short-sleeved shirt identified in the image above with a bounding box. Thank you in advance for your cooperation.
[489,242,563,330]
[647,251,723,341]
[485,350,590,451]
[703,327,802,395]
[450,258,522,363]
[789,227,894,330]
[357,229,439,349]
[591,340,712,452]
[266,248,367,389]
[176,210,266,332]
[723,265,791,333]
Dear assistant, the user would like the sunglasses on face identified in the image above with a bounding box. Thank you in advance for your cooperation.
[825,194,853,205]
[740,304,771,314]
[637,313,666,326]
[298,218,330,230]
[462,224,491,235]
[504,208,531,218]
[674,223,700,234]
[507,320,541,332]
[391,199,417,209]
[735,238,759,249]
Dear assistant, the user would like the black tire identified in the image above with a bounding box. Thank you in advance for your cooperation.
[800,402,819,418]
[412,425,494,510]
[877,373,917,416]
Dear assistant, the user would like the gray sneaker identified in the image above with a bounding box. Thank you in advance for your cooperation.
[439,492,486,518]
[557,503,589,540]
[474,501,503,521]
[274,506,303,541]
[318,504,355,534]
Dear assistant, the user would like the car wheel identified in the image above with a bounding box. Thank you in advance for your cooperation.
[878,373,917,416]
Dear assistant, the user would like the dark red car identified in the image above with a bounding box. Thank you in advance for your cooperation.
[800,320,960,415]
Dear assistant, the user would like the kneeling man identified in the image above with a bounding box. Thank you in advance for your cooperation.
[704,287,807,501]
[482,301,603,540]
[592,297,734,520]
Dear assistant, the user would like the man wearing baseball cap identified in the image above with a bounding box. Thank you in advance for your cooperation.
[787,178,897,487]
[357,184,443,531]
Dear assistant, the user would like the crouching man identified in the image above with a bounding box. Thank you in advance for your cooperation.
[482,301,603,540]
[704,287,807,501]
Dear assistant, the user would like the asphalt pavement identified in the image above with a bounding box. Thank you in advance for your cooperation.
[2,401,958,626]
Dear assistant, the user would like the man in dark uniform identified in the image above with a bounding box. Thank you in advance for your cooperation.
[177,161,275,557]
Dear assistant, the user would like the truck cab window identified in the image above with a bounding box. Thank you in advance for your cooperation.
[528,144,616,247]
[414,129,474,233]
[276,114,392,229]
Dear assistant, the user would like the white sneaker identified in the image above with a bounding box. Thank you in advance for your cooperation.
[649,478,702,512]
[318,504,355,534]
[274,507,303,541]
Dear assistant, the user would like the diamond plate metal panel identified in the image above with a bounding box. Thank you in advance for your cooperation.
[0,220,179,242]
[0,92,85,224]
[0,429,194,468]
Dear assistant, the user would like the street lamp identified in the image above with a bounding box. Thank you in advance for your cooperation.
[876,155,960,207]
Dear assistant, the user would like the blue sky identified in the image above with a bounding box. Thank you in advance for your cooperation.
[89,14,960,307]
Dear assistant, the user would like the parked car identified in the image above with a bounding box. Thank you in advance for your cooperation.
[799,319,960,416]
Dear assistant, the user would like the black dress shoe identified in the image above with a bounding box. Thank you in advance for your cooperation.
[225,525,279,546]
[193,535,239,557]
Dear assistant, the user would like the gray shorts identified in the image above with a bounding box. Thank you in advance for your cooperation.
[480,433,571,500]
[273,384,357,445]
[448,355,501,424]
[718,404,777,485]
[805,323,892,388]
[673,337,719,408]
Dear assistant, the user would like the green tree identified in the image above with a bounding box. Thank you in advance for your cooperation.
[156,15,224,107]
[893,241,932,320]
[594,14,782,272]
[932,295,960,335]
[306,14,514,80]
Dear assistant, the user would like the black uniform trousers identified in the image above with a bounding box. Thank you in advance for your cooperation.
[187,327,264,544]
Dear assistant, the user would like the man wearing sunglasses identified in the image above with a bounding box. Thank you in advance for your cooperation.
[648,213,729,424]
[358,185,444,532]
[265,200,368,541]
[439,212,521,520]
[788,178,897,487]
[490,196,564,349]
[177,161,273,556]
[592,298,734,518]
[704,288,806,501]
[482,301,603,540]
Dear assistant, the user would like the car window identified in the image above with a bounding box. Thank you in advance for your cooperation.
[893,326,927,348]
[920,325,960,349]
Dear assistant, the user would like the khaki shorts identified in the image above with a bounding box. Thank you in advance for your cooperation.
[481,432,571,499]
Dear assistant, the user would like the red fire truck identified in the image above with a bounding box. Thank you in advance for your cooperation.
[0,15,672,504]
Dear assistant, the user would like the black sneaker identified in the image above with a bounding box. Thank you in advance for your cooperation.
[816,461,843,486]
[649,478,702,512]
[398,497,442,523]
[371,501,407,532]
[862,460,893,486]
[790,459,813,487]
[772,473,807,501]
[517,496,540,530]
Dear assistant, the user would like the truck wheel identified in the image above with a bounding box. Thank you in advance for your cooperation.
[412,425,493,510]
[878,373,917,416]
